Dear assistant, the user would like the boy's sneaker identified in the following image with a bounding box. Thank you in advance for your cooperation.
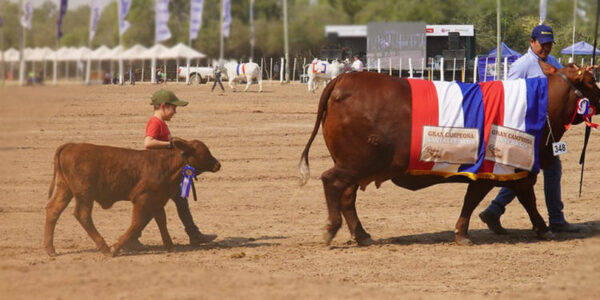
[549,222,587,233]
[189,232,217,246]
[479,209,507,235]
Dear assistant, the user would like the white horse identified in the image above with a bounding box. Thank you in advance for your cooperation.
[306,59,346,93]
[224,62,263,92]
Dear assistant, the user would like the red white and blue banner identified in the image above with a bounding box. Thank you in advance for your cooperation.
[407,78,548,181]
[189,0,204,41]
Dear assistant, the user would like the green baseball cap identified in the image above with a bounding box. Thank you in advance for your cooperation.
[150,89,188,106]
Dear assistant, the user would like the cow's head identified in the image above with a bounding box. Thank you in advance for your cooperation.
[540,61,600,115]
[172,137,221,174]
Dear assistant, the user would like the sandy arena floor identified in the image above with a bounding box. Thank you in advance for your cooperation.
[0,81,598,299]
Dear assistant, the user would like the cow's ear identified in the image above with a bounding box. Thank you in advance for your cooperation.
[539,60,557,76]
[172,137,194,155]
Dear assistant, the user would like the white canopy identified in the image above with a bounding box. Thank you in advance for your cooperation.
[28,47,56,61]
[70,47,92,61]
[139,44,170,60]
[161,43,206,59]
[49,47,76,61]
[120,44,148,60]
[99,45,124,60]
[2,48,19,62]
[87,45,111,60]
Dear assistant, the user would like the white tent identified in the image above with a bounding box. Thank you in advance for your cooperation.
[99,46,124,60]
[141,44,170,83]
[162,43,206,59]
[28,47,55,62]
[120,44,148,60]
[87,45,111,60]
[3,48,19,62]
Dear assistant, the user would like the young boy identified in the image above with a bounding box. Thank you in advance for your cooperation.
[131,89,217,247]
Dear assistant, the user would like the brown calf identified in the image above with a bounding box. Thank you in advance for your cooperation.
[44,138,221,256]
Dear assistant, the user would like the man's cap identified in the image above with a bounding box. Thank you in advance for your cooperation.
[531,24,554,44]
[150,89,188,106]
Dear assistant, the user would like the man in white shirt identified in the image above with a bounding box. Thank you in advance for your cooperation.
[351,55,364,72]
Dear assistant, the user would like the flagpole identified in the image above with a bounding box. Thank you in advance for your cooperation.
[118,0,124,85]
[219,0,224,63]
[18,0,25,86]
[250,0,254,61]
[283,0,289,83]
[86,0,92,85]
[495,0,501,81]
[572,0,577,62]
[0,1,5,86]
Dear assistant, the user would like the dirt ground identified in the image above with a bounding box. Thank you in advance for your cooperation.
[0,81,598,299]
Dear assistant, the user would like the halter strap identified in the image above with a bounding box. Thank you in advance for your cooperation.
[556,72,584,98]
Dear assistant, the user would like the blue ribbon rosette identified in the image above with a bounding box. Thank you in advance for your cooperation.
[180,165,196,199]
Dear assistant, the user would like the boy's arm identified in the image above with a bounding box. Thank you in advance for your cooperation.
[144,136,172,149]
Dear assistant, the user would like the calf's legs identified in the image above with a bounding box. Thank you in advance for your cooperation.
[153,207,174,251]
[111,198,154,256]
[44,181,73,256]
[73,197,110,255]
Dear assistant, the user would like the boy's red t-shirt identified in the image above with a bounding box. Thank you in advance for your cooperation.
[145,116,171,142]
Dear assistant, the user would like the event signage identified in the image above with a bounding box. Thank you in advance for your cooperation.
[485,125,535,171]
[420,126,479,164]
[57,0,68,38]
[222,0,231,37]
[118,0,131,35]
[155,0,171,43]
[189,0,204,41]
[89,0,101,42]
[20,0,33,29]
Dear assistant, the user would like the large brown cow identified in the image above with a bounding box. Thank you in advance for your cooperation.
[299,61,600,246]
[44,138,221,256]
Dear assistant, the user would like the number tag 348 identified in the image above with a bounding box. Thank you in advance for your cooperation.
[552,141,568,156]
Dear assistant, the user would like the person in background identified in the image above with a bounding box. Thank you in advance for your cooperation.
[351,55,364,72]
[211,65,225,92]
[479,24,587,234]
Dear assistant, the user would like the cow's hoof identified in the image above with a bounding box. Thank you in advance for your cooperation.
[109,245,120,257]
[537,230,554,240]
[45,248,57,257]
[455,237,473,246]
[323,231,335,245]
[356,236,374,247]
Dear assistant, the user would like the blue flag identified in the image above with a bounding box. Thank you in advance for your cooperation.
[222,0,231,37]
[155,0,171,43]
[189,0,204,41]
[0,0,4,27]
[118,0,132,35]
[57,0,68,39]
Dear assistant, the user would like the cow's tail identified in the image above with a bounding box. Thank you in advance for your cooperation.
[48,144,68,199]
[299,75,342,186]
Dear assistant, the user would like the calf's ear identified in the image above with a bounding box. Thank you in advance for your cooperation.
[172,137,195,155]
[539,60,558,77]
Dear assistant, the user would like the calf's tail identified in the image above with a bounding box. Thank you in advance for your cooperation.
[299,74,342,186]
[48,144,69,198]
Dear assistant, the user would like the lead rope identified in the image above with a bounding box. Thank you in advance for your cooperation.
[545,115,556,146]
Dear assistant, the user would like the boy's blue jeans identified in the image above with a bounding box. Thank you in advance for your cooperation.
[485,156,566,225]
